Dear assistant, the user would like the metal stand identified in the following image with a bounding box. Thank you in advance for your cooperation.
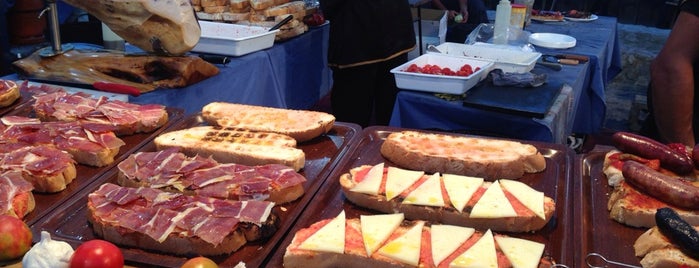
[38,0,73,57]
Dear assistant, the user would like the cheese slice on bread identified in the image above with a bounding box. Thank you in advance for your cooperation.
[340,164,555,232]
[154,126,305,171]
[284,211,553,268]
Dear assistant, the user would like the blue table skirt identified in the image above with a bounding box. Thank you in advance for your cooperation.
[129,24,332,115]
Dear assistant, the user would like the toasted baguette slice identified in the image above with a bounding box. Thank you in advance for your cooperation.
[250,0,276,10]
[88,183,279,256]
[203,5,229,13]
[229,0,250,9]
[0,79,20,107]
[263,1,305,17]
[380,131,546,180]
[201,102,335,142]
[154,126,305,171]
[339,165,555,232]
[284,211,556,268]
[634,226,699,267]
[608,181,699,228]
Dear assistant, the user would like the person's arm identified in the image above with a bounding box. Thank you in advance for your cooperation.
[650,11,699,146]
[458,0,469,22]
[432,0,458,19]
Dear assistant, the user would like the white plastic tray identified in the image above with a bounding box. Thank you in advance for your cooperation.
[432,42,541,73]
[192,21,279,56]
[391,53,493,95]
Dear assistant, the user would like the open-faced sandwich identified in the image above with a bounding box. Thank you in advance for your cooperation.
[340,163,555,232]
[284,211,557,268]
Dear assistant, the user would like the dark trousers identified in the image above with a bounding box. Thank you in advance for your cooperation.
[330,54,408,127]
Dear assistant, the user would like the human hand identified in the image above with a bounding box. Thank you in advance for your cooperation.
[454,10,468,23]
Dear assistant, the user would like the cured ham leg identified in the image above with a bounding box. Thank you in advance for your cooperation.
[12,49,219,93]
[62,0,201,56]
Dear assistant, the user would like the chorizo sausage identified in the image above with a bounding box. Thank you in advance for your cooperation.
[612,132,694,175]
[622,161,699,210]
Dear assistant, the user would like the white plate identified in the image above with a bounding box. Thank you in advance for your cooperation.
[564,14,598,22]
[531,16,564,22]
[528,33,577,49]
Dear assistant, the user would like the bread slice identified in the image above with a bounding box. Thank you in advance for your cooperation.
[32,90,169,136]
[154,126,305,171]
[380,131,546,180]
[0,79,20,108]
[116,149,307,204]
[250,0,276,10]
[229,0,250,9]
[608,181,699,228]
[263,1,305,17]
[634,226,699,267]
[0,171,36,219]
[1,144,77,193]
[87,183,279,256]
[339,164,555,232]
[201,102,335,142]
[284,211,556,268]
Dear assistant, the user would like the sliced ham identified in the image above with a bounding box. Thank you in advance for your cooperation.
[0,171,34,216]
[88,183,274,246]
[31,87,167,135]
[118,149,307,202]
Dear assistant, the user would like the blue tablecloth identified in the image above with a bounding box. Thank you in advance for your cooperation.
[390,61,589,143]
[3,24,331,115]
[129,24,331,114]
[526,15,622,134]
[389,15,621,142]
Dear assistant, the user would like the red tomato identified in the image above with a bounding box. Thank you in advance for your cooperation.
[69,239,124,268]
[181,256,219,268]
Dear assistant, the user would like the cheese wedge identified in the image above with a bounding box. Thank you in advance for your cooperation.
[360,213,404,256]
[450,229,497,268]
[499,179,546,219]
[384,166,424,201]
[495,236,545,268]
[377,221,425,266]
[442,174,484,212]
[470,181,517,218]
[298,210,346,253]
[350,163,384,195]
[431,225,476,266]
[403,173,444,207]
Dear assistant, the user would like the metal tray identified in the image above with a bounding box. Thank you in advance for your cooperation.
[264,126,576,267]
[31,115,362,268]
[4,104,185,228]
[574,146,646,267]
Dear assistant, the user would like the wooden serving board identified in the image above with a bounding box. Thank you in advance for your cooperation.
[264,126,577,267]
[6,105,185,228]
[574,146,646,267]
[31,115,362,268]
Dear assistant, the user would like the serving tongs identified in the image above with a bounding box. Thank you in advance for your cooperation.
[585,253,641,268]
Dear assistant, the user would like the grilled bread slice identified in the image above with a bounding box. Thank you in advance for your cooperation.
[380,131,546,180]
[634,226,699,267]
[154,126,305,171]
[201,102,335,142]
[0,79,20,107]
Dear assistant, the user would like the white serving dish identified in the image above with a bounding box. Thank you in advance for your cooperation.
[391,53,493,95]
[432,42,541,73]
[528,33,577,49]
[192,21,279,56]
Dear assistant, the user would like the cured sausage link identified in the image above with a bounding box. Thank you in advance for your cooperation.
[622,161,699,210]
[655,207,699,260]
[612,132,694,174]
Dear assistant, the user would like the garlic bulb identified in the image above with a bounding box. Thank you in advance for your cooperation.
[22,231,74,268]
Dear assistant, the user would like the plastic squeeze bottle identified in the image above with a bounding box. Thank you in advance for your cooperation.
[493,0,512,44]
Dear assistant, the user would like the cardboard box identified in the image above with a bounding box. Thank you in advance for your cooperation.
[408,8,447,59]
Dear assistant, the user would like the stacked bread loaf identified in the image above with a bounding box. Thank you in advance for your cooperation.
[193,0,309,40]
